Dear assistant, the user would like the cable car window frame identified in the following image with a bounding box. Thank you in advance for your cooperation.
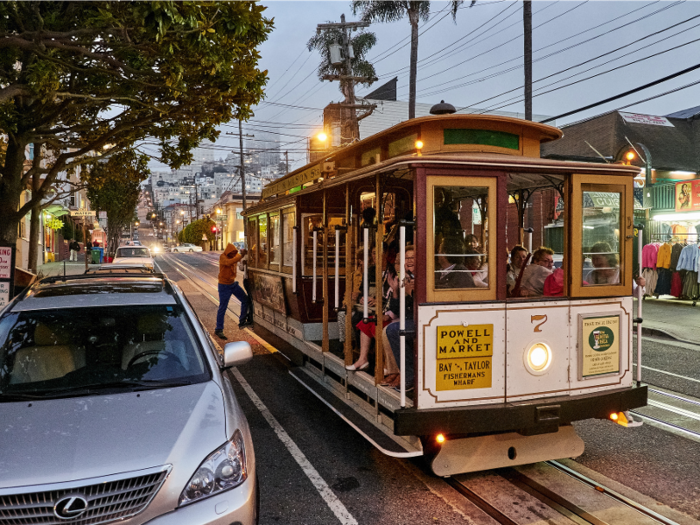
[426,175,498,303]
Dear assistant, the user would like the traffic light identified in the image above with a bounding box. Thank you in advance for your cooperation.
[211,226,218,233]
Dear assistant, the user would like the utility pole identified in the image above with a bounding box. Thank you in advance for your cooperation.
[285,151,289,175]
[239,119,247,211]
[316,14,373,146]
[195,183,200,220]
[524,0,532,121]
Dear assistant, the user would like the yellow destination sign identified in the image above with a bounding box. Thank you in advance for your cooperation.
[437,324,493,359]
[580,315,620,378]
[436,324,493,390]
[437,357,492,390]
[262,163,321,199]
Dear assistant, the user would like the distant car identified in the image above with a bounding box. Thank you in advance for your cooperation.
[113,246,155,271]
[0,272,258,524]
[171,243,203,253]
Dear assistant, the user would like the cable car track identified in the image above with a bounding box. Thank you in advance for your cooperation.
[447,462,682,525]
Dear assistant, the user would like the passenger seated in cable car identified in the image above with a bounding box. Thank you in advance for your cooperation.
[465,246,487,288]
[506,245,529,294]
[351,246,377,348]
[519,247,555,296]
[385,245,415,391]
[588,242,620,285]
[435,237,474,289]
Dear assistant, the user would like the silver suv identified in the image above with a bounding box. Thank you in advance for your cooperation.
[0,272,258,524]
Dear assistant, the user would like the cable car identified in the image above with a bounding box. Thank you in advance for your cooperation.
[242,114,647,476]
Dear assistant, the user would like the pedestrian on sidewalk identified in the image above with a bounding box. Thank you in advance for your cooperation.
[238,247,254,326]
[215,243,250,340]
[69,240,80,262]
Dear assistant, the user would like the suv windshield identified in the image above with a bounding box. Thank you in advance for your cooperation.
[0,305,210,399]
[117,248,150,258]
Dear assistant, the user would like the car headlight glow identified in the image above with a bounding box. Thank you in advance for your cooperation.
[179,430,247,506]
[525,342,552,373]
[153,246,160,253]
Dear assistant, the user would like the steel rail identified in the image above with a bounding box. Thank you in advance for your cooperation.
[445,478,520,525]
[547,461,681,525]
[649,388,700,408]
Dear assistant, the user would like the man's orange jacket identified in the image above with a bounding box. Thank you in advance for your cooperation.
[219,243,242,285]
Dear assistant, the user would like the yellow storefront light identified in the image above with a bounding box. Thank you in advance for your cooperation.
[317,132,328,142]
[525,342,552,373]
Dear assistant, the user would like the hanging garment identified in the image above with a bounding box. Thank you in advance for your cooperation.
[661,223,673,242]
[670,243,684,271]
[655,268,673,295]
[676,244,700,271]
[656,243,672,269]
[641,268,658,296]
[670,271,683,297]
[672,224,688,237]
[682,271,699,299]
[642,243,659,269]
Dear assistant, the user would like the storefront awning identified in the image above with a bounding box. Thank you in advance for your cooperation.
[44,204,70,217]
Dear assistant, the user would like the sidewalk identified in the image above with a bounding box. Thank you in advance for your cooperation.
[640,297,700,344]
[37,261,100,278]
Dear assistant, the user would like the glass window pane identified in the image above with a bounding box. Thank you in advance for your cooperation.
[303,214,323,276]
[282,210,295,267]
[258,216,268,266]
[433,186,489,290]
[582,190,622,286]
[269,214,280,265]
[248,218,258,267]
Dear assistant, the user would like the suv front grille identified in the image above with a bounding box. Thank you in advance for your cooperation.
[0,467,169,525]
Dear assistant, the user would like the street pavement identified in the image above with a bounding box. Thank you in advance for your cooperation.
[640,297,700,344]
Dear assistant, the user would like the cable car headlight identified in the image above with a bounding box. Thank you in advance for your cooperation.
[525,342,552,374]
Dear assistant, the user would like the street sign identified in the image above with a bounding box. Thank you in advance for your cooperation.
[218,215,228,221]
[70,210,95,217]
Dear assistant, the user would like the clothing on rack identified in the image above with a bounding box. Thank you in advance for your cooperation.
[641,267,657,294]
[642,243,659,269]
[683,271,700,299]
[670,243,683,271]
[656,242,672,269]
[670,271,683,297]
[654,268,672,295]
[676,243,699,271]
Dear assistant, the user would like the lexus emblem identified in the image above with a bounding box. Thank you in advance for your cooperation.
[54,495,88,520]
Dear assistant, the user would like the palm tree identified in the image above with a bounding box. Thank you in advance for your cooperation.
[352,1,470,119]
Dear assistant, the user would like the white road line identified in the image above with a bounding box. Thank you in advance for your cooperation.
[232,369,358,525]
[648,399,700,423]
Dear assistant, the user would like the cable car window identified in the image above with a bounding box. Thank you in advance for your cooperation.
[258,215,268,266]
[269,214,280,267]
[282,209,295,268]
[582,190,622,286]
[433,186,489,290]
[301,214,346,277]
[247,218,258,268]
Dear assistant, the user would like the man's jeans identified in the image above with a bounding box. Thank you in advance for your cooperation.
[386,320,415,388]
[70,249,77,262]
[216,282,249,331]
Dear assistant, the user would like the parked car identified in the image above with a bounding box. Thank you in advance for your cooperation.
[0,273,258,524]
[113,246,155,271]
[171,243,203,253]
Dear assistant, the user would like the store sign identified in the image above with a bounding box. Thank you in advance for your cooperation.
[261,163,321,199]
[675,180,700,212]
[0,282,9,310]
[579,314,620,378]
[0,247,11,279]
[620,112,674,127]
[436,324,493,390]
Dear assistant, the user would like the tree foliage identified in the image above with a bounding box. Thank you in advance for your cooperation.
[0,1,273,246]
[307,28,377,99]
[86,149,149,254]
[179,218,215,246]
[351,1,468,119]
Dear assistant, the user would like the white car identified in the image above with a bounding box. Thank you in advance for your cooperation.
[171,243,203,253]
[113,246,155,271]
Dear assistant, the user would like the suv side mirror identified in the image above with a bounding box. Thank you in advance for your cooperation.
[222,341,253,369]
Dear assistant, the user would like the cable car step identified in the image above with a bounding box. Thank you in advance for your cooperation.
[289,367,423,458]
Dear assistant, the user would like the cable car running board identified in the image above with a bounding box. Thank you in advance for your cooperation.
[289,367,423,458]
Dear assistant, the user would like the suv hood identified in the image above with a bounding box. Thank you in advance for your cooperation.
[0,382,226,489]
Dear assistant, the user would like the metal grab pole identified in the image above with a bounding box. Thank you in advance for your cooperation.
[312,230,318,303]
[399,226,406,408]
[636,225,644,386]
[335,228,340,310]
[363,227,369,321]
[292,227,298,294]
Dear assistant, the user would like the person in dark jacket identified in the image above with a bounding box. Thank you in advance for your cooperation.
[215,243,249,339]
[69,240,80,262]
[435,237,474,289]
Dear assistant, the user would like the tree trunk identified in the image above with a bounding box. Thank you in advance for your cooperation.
[27,154,43,273]
[408,6,419,120]
[0,140,27,247]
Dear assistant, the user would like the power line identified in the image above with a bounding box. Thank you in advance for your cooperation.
[541,62,700,123]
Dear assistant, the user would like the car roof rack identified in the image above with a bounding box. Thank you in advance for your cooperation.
[39,272,168,284]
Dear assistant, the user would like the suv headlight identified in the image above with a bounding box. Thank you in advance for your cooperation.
[179,430,247,506]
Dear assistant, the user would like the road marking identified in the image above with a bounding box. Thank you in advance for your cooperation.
[232,368,358,525]
[638,364,700,384]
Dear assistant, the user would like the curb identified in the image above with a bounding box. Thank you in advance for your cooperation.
[641,326,699,346]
